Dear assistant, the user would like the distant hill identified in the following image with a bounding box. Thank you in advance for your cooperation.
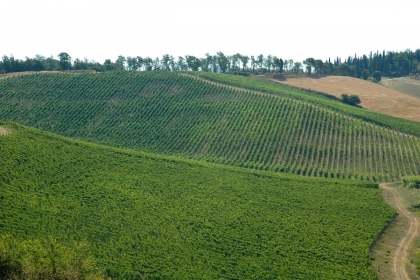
[260,75,420,122]
[381,77,420,100]
[0,71,419,181]
[0,122,395,279]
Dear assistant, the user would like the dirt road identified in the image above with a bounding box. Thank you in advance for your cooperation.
[380,183,420,280]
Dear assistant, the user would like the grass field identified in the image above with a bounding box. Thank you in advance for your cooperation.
[1,72,420,181]
[0,122,395,279]
[381,77,420,100]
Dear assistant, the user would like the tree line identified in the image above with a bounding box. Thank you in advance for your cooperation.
[1,49,419,79]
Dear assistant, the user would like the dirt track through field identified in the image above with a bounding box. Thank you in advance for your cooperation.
[380,183,419,280]
[270,76,420,122]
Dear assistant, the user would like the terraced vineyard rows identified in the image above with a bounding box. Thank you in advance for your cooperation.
[0,72,419,181]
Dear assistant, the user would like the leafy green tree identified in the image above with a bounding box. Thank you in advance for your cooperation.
[104,59,115,71]
[250,56,257,72]
[257,54,264,69]
[58,52,71,70]
[127,56,139,71]
[161,54,172,71]
[315,60,324,74]
[186,55,201,71]
[177,56,188,71]
[273,57,281,73]
[143,57,153,71]
[293,62,302,74]
[217,52,228,73]
[265,55,273,73]
[362,69,369,80]
[115,55,126,70]
[240,55,249,71]
[304,58,315,74]
[373,71,381,82]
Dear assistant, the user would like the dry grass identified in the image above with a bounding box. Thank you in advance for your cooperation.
[267,75,420,122]
[382,77,420,99]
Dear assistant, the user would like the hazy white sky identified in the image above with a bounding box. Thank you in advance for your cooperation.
[1,0,419,63]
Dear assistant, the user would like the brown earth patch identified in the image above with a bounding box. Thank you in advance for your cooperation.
[265,75,420,122]
[0,126,9,135]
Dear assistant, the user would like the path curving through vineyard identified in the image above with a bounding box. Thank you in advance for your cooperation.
[380,183,420,280]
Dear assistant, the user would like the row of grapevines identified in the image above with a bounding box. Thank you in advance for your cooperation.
[0,72,419,181]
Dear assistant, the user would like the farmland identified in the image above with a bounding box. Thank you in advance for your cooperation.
[0,123,395,279]
[381,77,420,100]
[1,72,420,181]
[255,74,420,123]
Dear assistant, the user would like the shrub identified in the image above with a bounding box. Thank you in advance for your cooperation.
[0,235,102,280]
[402,176,420,188]
[341,94,361,106]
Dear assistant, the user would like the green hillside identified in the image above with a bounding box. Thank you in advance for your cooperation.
[192,72,420,137]
[0,71,419,181]
[0,123,394,279]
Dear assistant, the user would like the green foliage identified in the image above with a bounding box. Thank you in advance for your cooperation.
[363,69,370,80]
[0,234,101,279]
[341,94,361,106]
[192,71,420,138]
[402,176,420,188]
[373,71,382,82]
[0,72,419,181]
[0,123,395,279]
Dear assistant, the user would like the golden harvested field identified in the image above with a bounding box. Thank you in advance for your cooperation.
[271,75,420,122]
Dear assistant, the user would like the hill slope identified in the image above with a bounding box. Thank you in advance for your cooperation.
[381,77,420,100]
[269,75,420,122]
[0,123,395,279]
[0,72,419,181]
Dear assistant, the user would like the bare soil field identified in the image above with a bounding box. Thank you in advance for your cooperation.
[0,126,9,135]
[265,75,420,122]
[382,77,420,99]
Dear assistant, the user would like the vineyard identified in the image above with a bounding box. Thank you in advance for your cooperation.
[0,71,419,181]
[0,123,395,279]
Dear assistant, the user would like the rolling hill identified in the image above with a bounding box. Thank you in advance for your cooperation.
[0,72,419,181]
[0,122,395,279]
[256,74,420,122]
[381,77,420,100]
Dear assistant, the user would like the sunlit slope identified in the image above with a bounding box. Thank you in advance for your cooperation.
[0,123,394,279]
[381,77,420,100]
[269,75,420,122]
[0,72,419,181]
[193,72,420,136]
